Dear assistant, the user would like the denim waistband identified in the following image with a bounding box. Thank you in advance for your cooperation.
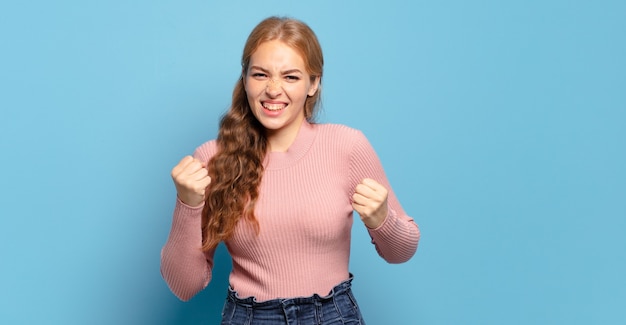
[226,275,354,309]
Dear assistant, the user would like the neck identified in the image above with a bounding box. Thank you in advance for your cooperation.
[266,118,305,152]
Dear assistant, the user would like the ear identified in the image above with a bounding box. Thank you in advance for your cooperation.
[307,76,321,97]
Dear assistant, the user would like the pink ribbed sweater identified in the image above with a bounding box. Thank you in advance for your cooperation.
[161,121,420,302]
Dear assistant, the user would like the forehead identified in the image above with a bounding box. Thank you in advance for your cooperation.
[249,40,306,69]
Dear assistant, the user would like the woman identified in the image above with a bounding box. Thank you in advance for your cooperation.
[161,16,420,324]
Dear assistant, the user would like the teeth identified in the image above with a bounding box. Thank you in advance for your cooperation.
[263,103,286,111]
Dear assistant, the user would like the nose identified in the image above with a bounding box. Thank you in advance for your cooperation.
[265,78,282,97]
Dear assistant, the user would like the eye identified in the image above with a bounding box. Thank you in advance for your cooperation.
[285,75,300,82]
[251,73,268,79]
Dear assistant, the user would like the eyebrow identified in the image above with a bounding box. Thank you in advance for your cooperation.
[249,66,304,75]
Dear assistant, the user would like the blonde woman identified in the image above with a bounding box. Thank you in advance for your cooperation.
[161,16,420,324]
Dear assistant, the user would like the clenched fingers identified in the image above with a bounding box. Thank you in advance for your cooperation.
[171,155,211,207]
[172,156,204,179]
[353,178,387,205]
[352,178,389,228]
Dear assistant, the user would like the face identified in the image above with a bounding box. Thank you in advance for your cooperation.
[244,40,320,146]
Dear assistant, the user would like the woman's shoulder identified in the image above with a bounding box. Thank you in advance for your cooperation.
[309,123,373,160]
[313,123,369,146]
[193,139,218,162]
[315,123,364,139]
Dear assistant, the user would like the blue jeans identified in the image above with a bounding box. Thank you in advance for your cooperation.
[220,276,365,324]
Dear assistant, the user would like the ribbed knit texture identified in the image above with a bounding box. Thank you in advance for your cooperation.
[161,121,420,302]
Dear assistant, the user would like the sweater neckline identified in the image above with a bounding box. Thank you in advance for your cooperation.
[264,120,317,170]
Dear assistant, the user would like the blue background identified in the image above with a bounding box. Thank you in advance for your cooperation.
[1,1,625,324]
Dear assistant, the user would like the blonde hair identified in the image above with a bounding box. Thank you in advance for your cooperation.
[201,17,324,251]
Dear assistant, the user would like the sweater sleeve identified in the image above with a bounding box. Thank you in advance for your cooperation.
[160,142,218,301]
[348,130,420,264]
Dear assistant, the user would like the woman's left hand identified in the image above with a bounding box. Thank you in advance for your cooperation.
[352,178,389,229]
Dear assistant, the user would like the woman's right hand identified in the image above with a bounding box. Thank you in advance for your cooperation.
[171,156,212,207]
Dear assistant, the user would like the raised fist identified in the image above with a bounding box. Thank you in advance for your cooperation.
[171,156,211,207]
[352,178,389,229]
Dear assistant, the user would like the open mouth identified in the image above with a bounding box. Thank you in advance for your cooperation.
[262,102,287,111]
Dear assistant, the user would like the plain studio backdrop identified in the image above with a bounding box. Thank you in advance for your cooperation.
[1,1,624,324]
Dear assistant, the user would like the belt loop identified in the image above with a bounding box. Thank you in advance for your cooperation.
[246,305,253,325]
[281,300,297,325]
[315,300,323,325]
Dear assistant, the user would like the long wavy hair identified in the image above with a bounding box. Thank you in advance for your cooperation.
[201,17,324,251]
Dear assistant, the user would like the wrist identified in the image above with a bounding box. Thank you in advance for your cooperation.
[177,194,204,208]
